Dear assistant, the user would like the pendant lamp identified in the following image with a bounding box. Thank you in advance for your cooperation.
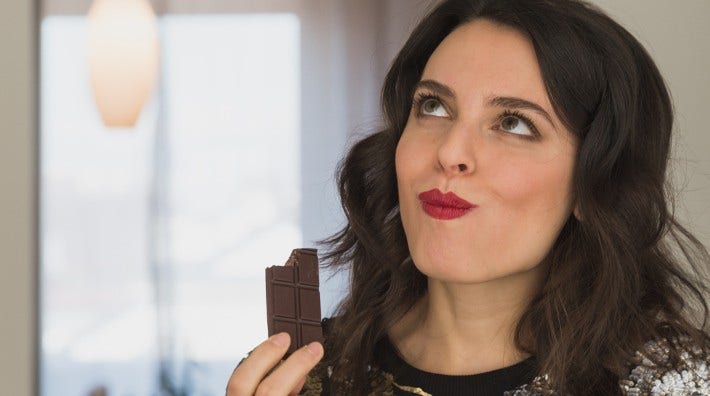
[87,0,159,128]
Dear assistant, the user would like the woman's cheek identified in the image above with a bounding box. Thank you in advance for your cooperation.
[490,161,542,201]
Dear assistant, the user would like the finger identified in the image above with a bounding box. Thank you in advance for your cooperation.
[227,332,291,396]
[255,341,324,396]
[288,377,306,396]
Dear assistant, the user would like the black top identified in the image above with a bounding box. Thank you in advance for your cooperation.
[375,336,537,395]
[304,318,710,395]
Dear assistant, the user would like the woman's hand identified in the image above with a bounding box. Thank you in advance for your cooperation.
[226,332,324,396]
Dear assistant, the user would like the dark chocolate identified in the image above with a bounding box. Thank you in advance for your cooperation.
[265,248,323,356]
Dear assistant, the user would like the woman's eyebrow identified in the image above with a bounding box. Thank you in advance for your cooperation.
[487,96,555,126]
[415,79,456,99]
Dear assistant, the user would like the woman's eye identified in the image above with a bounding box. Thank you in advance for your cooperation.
[419,98,449,117]
[499,115,534,137]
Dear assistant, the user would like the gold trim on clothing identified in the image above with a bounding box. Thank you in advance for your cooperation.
[393,382,433,396]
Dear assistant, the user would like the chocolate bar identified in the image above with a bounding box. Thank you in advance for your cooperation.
[265,248,323,356]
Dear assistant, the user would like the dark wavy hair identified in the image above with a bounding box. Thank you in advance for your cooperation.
[317,0,710,394]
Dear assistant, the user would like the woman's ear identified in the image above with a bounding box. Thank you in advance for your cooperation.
[573,205,582,221]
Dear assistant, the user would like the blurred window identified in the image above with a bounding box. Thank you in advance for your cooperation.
[41,13,301,395]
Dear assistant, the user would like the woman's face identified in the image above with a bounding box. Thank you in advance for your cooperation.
[395,19,577,284]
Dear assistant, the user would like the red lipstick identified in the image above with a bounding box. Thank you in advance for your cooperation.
[418,189,476,220]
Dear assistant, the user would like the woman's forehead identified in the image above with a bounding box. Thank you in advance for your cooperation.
[420,20,560,128]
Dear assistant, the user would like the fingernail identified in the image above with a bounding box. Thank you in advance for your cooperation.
[305,341,323,357]
[269,332,289,348]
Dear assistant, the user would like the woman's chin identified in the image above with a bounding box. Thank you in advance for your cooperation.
[413,261,500,285]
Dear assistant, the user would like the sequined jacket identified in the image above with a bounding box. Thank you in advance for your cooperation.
[300,336,710,395]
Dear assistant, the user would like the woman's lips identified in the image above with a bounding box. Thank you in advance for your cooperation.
[418,188,477,220]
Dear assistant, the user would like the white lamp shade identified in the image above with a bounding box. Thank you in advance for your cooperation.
[87,0,159,128]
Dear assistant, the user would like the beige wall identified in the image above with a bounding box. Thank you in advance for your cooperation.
[0,0,36,394]
[589,0,710,247]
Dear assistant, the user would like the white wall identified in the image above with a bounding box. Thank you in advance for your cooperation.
[0,0,37,394]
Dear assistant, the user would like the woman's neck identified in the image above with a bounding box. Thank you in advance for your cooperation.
[388,265,543,375]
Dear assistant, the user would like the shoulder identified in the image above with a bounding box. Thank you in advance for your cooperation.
[506,336,710,396]
[619,336,710,395]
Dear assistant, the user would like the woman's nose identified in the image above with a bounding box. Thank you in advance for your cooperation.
[437,122,476,177]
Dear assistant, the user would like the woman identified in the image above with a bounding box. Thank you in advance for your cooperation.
[228,0,710,394]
